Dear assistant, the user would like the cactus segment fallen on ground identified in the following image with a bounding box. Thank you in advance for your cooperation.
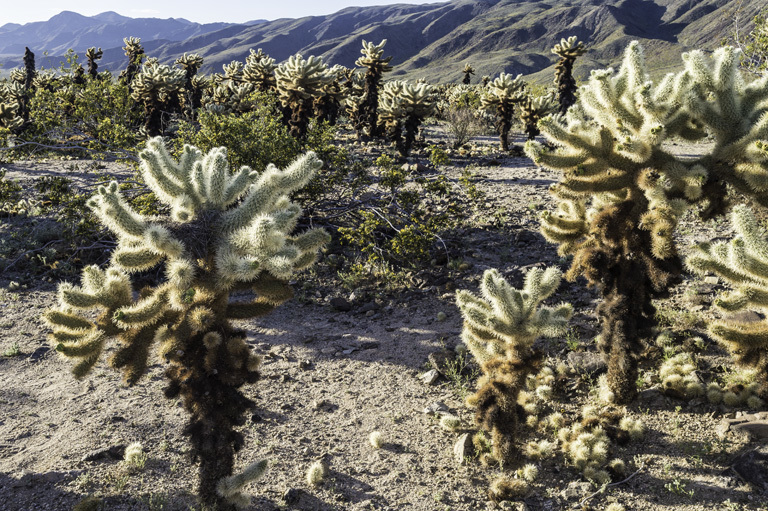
[43,137,329,510]
[456,267,572,466]
[525,40,768,404]
[687,205,768,398]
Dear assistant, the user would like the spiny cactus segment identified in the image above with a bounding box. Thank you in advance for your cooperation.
[43,137,329,510]
[480,73,525,151]
[525,41,768,403]
[551,36,587,114]
[456,267,572,466]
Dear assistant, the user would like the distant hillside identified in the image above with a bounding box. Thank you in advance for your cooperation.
[0,1,764,82]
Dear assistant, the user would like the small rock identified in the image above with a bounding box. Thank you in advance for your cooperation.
[454,433,474,463]
[704,276,719,285]
[419,369,440,385]
[283,488,302,504]
[359,341,379,350]
[320,348,336,355]
[428,349,457,375]
[299,359,313,370]
[358,302,380,313]
[250,413,262,423]
[566,351,606,375]
[727,310,763,323]
[28,346,50,362]
[330,297,352,312]
[731,447,768,491]
[81,444,127,462]
[423,401,450,415]
[733,421,768,441]
[561,480,592,499]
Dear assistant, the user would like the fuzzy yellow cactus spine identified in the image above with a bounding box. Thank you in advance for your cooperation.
[43,137,329,510]
[687,205,768,398]
[456,267,572,466]
[525,40,768,404]
[217,459,268,509]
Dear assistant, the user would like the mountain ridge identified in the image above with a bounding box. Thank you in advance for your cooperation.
[0,0,764,83]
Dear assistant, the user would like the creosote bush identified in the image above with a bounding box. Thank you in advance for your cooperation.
[43,137,329,510]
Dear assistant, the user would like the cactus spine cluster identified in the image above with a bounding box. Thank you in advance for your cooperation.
[687,205,768,398]
[455,267,572,466]
[175,53,205,117]
[551,36,586,114]
[243,49,277,92]
[43,137,329,509]
[355,39,393,138]
[525,41,768,403]
[480,73,525,151]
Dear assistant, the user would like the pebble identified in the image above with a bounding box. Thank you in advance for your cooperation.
[80,444,126,462]
[566,351,606,375]
[423,401,450,415]
[419,369,440,385]
[428,349,457,375]
[731,446,768,491]
[454,433,474,463]
[330,297,352,312]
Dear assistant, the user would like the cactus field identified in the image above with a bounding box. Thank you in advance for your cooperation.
[1,35,768,511]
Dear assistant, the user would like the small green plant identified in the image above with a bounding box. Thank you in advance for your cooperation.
[664,478,694,498]
[3,342,21,357]
[428,145,450,167]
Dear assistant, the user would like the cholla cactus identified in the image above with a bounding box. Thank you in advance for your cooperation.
[43,137,329,510]
[518,92,557,140]
[525,41,768,403]
[223,61,244,83]
[313,64,347,125]
[687,205,768,398]
[551,36,587,114]
[455,267,572,465]
[0,100,23,130]
[243,49,277,92]
[175,53,205,117]
[86,47,103,79]
[120,36,145,88]
[462,64,475,85]
[480,73,525,151]
[131,62,186,136]
[275,54,334,138]
[355,39,393,138]
[378,80,435,156]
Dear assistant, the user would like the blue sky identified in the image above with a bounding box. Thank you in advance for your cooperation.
[5,1,442,24]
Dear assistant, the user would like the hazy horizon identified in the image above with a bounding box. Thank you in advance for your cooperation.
[3,1,444,25]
